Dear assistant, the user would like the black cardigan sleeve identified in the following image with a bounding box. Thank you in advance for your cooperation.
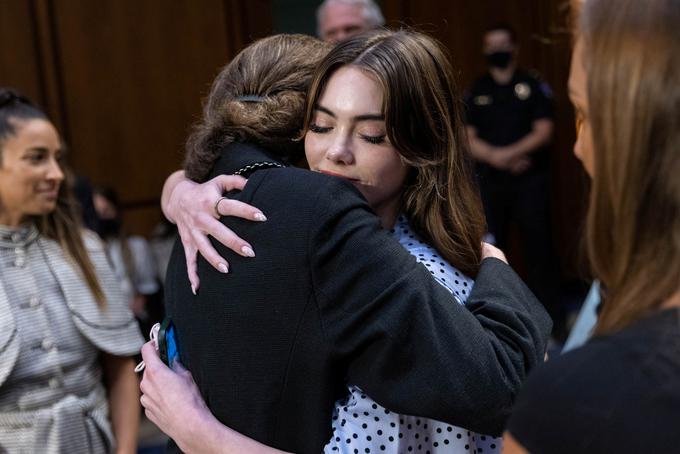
[308,177,552,436]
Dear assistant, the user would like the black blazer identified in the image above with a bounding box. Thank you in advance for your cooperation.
[165,143,552,453]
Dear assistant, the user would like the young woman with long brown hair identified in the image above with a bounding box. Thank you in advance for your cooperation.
[140,31,551,454]
[0,90,144,453]
[504,0,680,452]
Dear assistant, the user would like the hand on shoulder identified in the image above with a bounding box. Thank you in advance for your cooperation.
[481,242,508,264]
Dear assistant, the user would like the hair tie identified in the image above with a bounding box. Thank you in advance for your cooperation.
[236,94,265,103]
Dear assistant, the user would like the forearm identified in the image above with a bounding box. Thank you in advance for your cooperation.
[161,170,187,224]
[186,415,291,454]
[466,127,495,163]
[104,355,140,454]
[139,341,288,454]
[313,181,551,434]
[505,119,554,158]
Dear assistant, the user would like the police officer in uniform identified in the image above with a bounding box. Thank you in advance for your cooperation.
[465,23,563,333]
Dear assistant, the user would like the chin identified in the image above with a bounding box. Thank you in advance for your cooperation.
[32,203,57,217]
[574,151,593,177]
[578,156,594,177]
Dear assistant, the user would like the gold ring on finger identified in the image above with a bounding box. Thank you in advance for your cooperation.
[214,196,229,217]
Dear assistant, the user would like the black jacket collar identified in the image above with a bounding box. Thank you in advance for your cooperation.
[211,142,285,178]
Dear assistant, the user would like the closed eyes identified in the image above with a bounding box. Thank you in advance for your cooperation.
[360,134,386,145]
[309,124,332,134]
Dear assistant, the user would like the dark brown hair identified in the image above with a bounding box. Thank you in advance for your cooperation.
[579,0,680,334]
[303,30,486,277]
[185,34,332,181]
[0,88,106,306]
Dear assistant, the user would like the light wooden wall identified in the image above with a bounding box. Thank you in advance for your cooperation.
[0,0,273,235]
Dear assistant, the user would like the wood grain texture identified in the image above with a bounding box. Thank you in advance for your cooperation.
[0,0,272,235]
[1,0,583,279]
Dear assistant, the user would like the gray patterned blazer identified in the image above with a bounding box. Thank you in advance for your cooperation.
[0,230,144,453]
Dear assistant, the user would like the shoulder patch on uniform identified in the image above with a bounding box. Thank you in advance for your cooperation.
[528,69,553,98]
[540,81,553,98]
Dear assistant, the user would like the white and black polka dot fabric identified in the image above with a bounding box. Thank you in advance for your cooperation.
[324,216,501,454]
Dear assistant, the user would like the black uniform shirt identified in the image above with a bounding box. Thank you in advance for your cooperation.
[465,70,553,170]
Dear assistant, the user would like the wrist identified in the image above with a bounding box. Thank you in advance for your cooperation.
[115,445,136,454]
[508,145,525,159]
[481,146,495,163]
[167,179,196,224]
[179,408,220,453]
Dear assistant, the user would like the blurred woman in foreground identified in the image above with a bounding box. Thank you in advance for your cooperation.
[504,0,680,452]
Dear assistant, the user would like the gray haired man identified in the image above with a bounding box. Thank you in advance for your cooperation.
[316,0,384,43]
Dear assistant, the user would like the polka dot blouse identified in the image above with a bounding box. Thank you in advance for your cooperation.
[324,216,501,454]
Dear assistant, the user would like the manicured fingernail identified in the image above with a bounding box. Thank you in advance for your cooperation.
[253,212,267,222]
[241,246,255,257]
[218,262,229,273]
[191,284,196,295]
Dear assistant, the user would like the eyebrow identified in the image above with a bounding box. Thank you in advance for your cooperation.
[25,146,63,155]
[315,105,384,122]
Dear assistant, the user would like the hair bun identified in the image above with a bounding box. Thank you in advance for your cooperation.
[0,88,33,109]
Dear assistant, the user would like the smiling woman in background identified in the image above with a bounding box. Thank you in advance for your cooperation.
[504,0,680,452]
[0,89,144,453]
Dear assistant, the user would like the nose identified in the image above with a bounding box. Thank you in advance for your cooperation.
[573,122,584,160]
[334,31,347,43]
[47,157,64,183]
[325,133,354,165]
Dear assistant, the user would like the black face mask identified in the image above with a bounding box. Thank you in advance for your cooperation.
[486,51,513,69]
[98,218,121,238]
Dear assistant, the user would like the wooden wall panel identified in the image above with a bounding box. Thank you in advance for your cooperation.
[1,0,272,235]
[0,2,47,115]
[224,0,275,56]
[50,0,235,234]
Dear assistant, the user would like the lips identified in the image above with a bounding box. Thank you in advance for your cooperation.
[318,170,360,182]
[36,186,60,200]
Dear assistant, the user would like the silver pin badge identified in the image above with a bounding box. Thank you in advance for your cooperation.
[514,83,531,100]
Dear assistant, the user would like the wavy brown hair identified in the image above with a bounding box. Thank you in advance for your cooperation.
[185,34,332,181]
[579,0,680,334]
[303,29,486,277]
[0,89,106,306]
